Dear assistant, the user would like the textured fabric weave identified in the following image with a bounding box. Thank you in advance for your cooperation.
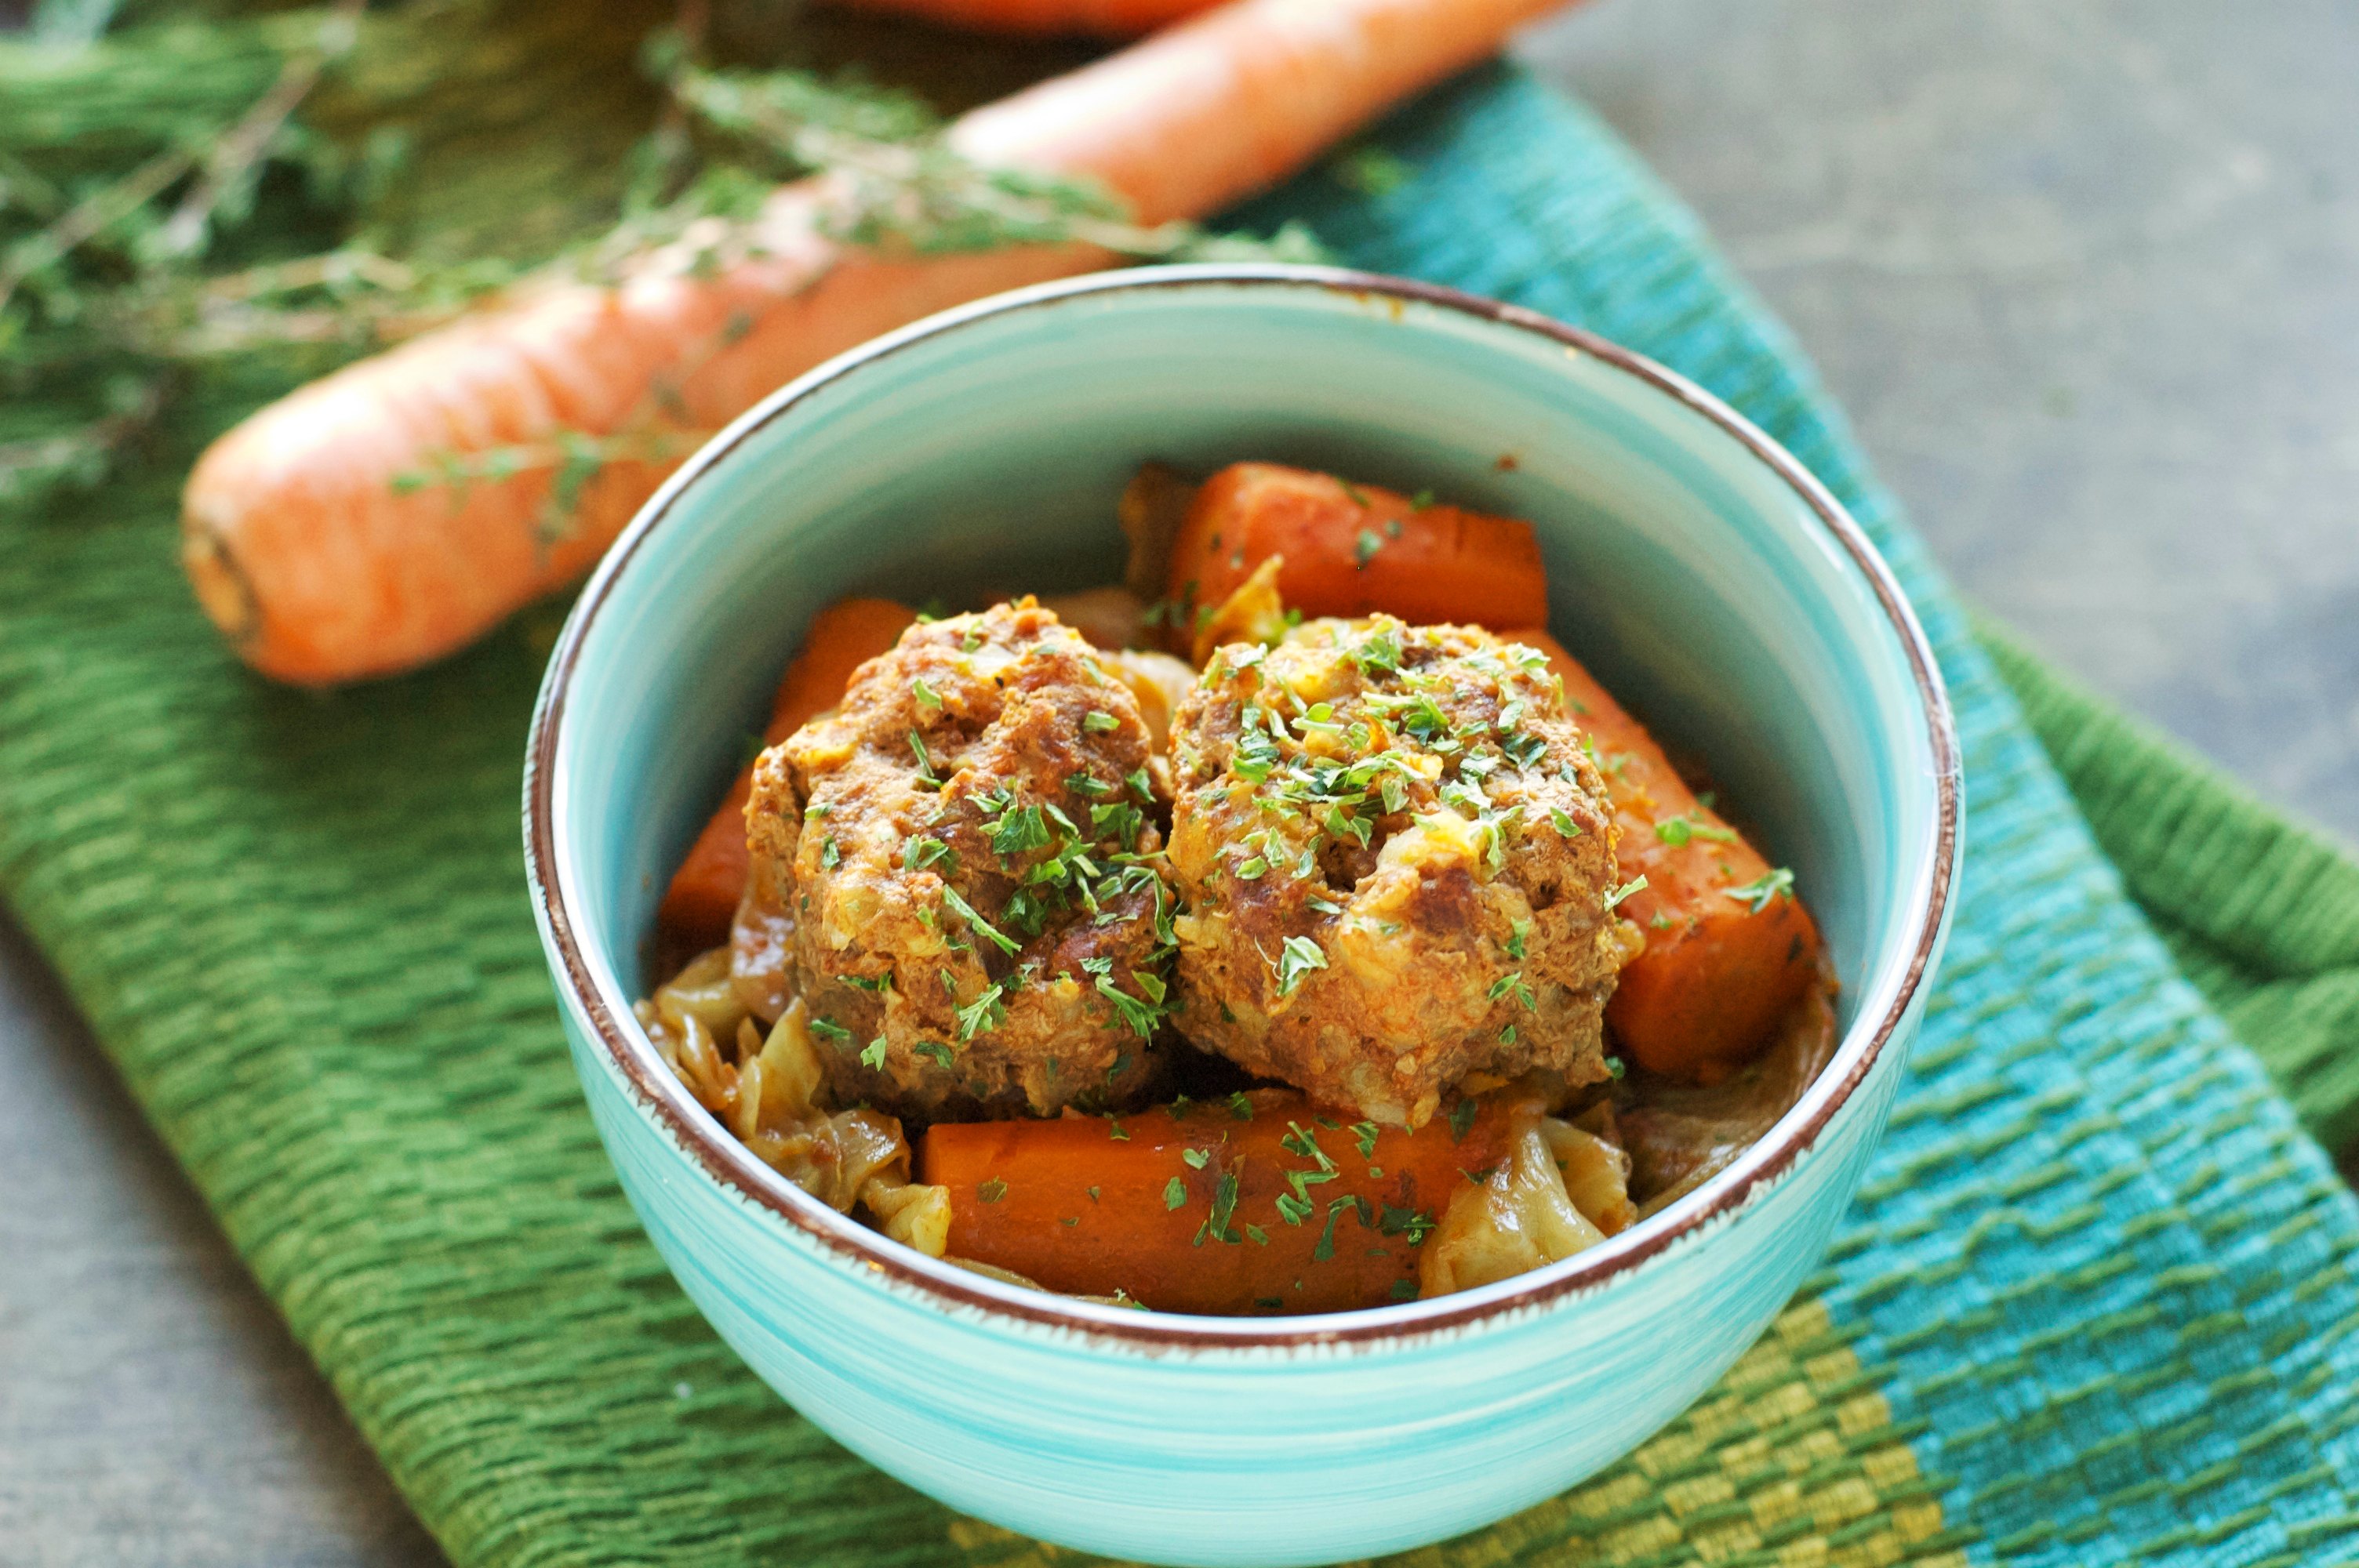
[4,58,2357,1568]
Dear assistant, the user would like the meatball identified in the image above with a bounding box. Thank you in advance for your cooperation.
[743,601,1176,1120]
[1167,616,1635,1127]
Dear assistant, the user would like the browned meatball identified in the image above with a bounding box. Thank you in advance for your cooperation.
[1167,616,1636,1127]
[743,601,1176,1120]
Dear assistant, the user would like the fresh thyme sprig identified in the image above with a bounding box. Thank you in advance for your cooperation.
[0,2,1323,528]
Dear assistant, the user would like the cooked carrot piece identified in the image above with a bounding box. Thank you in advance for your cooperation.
[1163,463,1549,642]
[656,599,914,947]
[918,1088,1512,1315]
[1504,629,1823,1084]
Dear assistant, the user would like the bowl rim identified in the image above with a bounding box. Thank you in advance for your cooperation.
[524,263,1962,1353]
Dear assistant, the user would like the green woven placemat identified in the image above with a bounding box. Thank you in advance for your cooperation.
[5,39,2359,1568]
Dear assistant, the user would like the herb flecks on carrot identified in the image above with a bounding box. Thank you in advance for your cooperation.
[181,0,1579,687]
[658,598,914,949]
[920,1087,1514,1316]
[1165,462,1549,641]
[1506,628,1823,1083]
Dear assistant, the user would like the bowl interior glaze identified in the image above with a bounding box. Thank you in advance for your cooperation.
[537,266,1956,1341]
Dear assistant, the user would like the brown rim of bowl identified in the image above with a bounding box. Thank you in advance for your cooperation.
[524,264,1962,1355]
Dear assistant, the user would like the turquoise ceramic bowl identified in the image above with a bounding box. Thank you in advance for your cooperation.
[524,267,1961,1567]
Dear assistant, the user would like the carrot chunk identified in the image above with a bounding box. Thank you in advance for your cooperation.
[1164,463,1549,640]
[918,1089,1512,1315]
[1505,629,1823,1083]
[656,599,914,948]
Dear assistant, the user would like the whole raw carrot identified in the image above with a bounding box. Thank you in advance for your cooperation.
[1163,462,1550,637]
[1507,629,1823,1083]
[821,0,1216,34]
[919,1087,1513,1314]
[656,598,914,948]
[182,0,1579,687]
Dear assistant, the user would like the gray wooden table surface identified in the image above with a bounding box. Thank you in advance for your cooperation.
[4,1,2354,1562]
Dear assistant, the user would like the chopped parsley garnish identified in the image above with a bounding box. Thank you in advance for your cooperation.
[1726,866,1796,913]
[1066,771,1114,799]
[1548,807,1584,837]
[808,1015,850,1042]
[1325,804,1374,848]
[1504,918,1530,960]
[1090,801,1144,851]
[1228,1091,1255,1120]
[1096,970,1170,1039]
[908,730,941,787]
[1280,1122,1334,1165]
[1604,874,1650,913]
[1181,1148,1209,1169]
[860,1036,889,1069]
[1408,488,1435,511]
[1127,767,1154,802]
[1312,1195,1370,1262]
[1083,710,1121,734]
[1352,629,1401,677]
[1377,1204,1437,1245]
[911,677,943,713]
[1607,1054,1628,1080]
[804,801,830,819]
[1655,812,1738,848]
[913,1040,955,1069]
[1194,1170,1242,1247]
[1108,1118,1129,1142]
[976,1178,1007,1203]
[1351,1121,1381,1159]
[819,837,841,870]
[1354,528,1383,568]
[1448,1098,1479,1142]
[954,982,1006,1040]
[1163,1176,1188,1210]
[940,885,1019,954]
[1390,1279,1419,1301]
[991,803,1050,858]
[1382,691,1454,744]
[1487,971,1537,1011]
[1275,935,1328,997]
[903,836,956,873]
